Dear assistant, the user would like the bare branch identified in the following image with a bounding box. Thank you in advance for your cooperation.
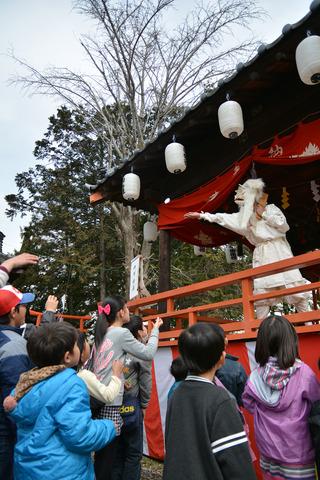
[10,0,264,291]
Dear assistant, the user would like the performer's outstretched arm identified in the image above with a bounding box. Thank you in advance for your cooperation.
[185,211,245,236]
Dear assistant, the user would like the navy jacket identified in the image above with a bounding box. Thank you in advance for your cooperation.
[216,353,247,406]
[0,325,32,436]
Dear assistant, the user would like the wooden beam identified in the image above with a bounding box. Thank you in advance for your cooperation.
[90,191,105,205]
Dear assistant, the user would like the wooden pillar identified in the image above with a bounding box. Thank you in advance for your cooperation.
[159,230,171,292]
[158,230,171,327]
[237,241,244,257]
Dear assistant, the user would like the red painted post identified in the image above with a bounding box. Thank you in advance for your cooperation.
[188,311,197,326]
[36,314,42,327]
[167,298,174,311]
[241,278,255,335]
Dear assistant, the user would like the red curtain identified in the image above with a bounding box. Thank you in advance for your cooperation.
[157,118,320,246]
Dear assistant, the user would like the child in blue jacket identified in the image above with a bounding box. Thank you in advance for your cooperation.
[5,322,116,480]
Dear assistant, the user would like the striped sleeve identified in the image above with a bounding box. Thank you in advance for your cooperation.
[211,398,256,480]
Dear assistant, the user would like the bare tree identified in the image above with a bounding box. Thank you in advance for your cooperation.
[11,0,262,295]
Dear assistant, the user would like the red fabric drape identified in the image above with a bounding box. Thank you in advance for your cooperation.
[157,118,320,246]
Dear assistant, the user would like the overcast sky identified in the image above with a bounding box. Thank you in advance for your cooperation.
[0,0,312,254]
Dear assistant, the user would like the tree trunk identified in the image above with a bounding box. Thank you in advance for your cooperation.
[99,206,106,301]
[141,238,152,294]
[112,203,139,297]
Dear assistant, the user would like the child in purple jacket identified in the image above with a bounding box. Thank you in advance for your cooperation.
[243,315,320,480]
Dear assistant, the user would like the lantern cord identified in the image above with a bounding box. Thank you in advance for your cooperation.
[226,92,230,101]
[172,134,176,142]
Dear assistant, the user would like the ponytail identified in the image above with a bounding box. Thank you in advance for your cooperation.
[94,295,126,349]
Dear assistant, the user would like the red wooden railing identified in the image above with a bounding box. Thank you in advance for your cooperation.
[29,311,90,332]
[128,250,320,346]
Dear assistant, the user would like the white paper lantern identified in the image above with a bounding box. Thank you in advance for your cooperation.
[218,100,244,139]
[165,142,186,174]
[143,221,158,242]
[296,35,320,85]
[194,245,205,256]
[122,173,140,201]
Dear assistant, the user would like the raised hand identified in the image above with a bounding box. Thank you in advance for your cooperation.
[45,295,59,312]
[184,212,201,220]
[2,253,39,272]
[153,317,163,329]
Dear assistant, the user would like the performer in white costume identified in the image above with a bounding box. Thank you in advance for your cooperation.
[185,178,310,319]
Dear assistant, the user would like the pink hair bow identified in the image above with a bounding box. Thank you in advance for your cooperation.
[98,304,111,316]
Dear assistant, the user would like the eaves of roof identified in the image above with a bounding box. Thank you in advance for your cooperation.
[89,0,320,212]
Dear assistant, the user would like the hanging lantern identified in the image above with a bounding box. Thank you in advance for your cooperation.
[122,173,140,201]
[165,142,186,174]
[194,245,205,256]
[218,100,244,139]
[143,221,158,242]
[296,35,320,85]
[225,244,238,264]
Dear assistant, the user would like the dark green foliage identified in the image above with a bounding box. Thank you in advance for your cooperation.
[145,236,253,322]
[6,107,125,314]
[170,241,253,321]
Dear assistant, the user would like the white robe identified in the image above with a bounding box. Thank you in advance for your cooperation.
[200,204,307,292]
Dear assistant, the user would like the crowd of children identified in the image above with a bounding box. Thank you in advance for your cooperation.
[166,317,320,480]
[0,252,319,480]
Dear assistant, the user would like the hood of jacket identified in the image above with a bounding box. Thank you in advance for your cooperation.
[248,358,302,409]
[261,356,300,390]
[10,368,76,426]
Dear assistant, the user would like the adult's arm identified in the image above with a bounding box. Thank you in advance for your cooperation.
[199,211,245,236]
[0,268,9,288]
[0,253,39,288]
